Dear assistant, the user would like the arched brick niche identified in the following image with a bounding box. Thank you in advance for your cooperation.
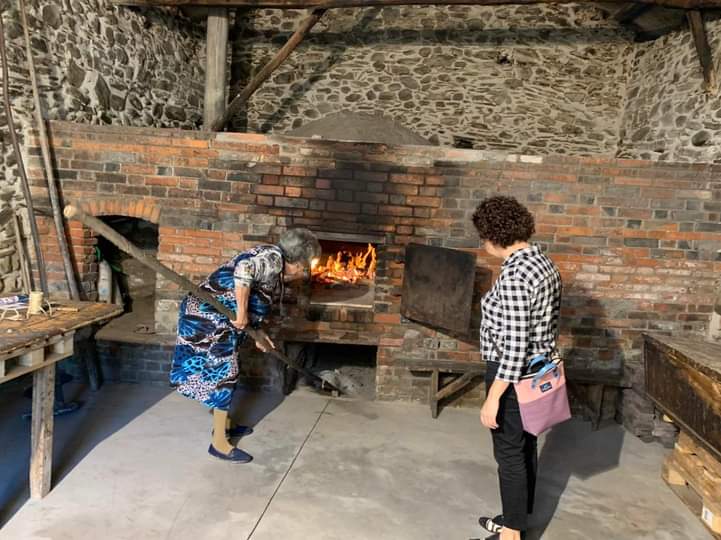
[48,198,162,299]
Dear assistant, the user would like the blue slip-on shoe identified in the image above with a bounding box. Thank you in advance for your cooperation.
[227,425,253,438]
[211,425,254,438]
[208,444,253,463]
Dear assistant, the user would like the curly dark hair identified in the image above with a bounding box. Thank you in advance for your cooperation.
[471,196,535,248]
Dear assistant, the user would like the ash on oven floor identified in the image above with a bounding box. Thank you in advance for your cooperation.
[291,342,377,400]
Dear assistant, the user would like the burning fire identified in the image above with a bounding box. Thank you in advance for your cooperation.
[311,244,377,284]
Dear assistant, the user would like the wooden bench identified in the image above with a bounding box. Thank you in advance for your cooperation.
[396,358,629,430]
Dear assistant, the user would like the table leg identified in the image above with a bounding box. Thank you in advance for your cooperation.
[81,331,101,391]
[588,384,605,431]
[430,369,439,419]
[30,363,55,499]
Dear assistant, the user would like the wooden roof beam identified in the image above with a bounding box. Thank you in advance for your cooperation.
[687,9,718,92]
[111,0,721,11]
[211,8,326,130]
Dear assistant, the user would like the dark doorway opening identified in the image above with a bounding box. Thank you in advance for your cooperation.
[95,216,159,342]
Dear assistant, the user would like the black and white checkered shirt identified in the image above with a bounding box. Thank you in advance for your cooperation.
[480,244,562,384]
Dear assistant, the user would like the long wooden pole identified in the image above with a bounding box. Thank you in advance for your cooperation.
[63,204,341,393]
[18,0,81,300]
[211,8,326,131]
[0,14,47,294]
[13,213,33,295]
[687,10,717,92]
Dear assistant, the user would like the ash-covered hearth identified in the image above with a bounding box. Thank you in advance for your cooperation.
[286,342,377,400]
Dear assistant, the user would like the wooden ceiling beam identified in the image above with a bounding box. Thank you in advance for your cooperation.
[210,8,326,130]
[111,0,721,11]
[613,3,653,23]
[634,20,686,41]
[687,9,718,91]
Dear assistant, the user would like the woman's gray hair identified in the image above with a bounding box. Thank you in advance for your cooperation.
[278,228,321,266]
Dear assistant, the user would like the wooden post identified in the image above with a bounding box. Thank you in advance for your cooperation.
[687,10,718,92]
[430,368,439,418]
[211,8,326,131]
[13,213,33,295]
[204,8,230,129]
[30,364,55,499]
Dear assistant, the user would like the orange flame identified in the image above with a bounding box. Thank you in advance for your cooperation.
[311,244,376,284]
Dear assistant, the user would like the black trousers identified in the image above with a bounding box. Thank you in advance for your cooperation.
[485,361,538,531]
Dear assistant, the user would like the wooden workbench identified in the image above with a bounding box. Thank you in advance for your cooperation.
[0,301,122,499]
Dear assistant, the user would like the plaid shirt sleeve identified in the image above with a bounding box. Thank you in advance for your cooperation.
[496,278,533,384]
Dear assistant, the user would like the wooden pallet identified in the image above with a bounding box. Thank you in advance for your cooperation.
[663,431,721,539]
[0,332,75,384]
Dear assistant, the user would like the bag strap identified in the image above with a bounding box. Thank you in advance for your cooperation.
[487,333,560,385]
[531,362,560,388]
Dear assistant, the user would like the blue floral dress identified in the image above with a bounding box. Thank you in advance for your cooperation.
[169,245,283,410]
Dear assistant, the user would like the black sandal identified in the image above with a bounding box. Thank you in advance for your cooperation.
[478,514,504,534]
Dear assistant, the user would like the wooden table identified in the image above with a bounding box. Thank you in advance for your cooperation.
[0,301,122,499]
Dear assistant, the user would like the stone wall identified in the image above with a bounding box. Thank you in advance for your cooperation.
[0,0,205,295]
[29,122,721,438]
[617,18,721,162]
[230,4,633,154]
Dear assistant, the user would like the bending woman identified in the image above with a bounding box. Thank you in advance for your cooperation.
[472,196,562,540]
[169,228,320,463]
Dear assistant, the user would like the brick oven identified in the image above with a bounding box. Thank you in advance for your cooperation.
[281,232,383,397]
[29,122,721,438]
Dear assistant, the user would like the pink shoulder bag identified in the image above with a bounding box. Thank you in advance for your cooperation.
[490,339,571,436]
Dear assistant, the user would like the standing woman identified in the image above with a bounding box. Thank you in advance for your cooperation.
[170,228,321,463]
[472,196,562,540]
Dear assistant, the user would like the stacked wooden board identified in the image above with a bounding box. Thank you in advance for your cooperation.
[663,432,721,539]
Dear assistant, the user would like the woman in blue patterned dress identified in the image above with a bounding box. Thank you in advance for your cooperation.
[169,228,320,462]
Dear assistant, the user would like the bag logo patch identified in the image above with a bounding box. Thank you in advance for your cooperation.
[540,382,553,393]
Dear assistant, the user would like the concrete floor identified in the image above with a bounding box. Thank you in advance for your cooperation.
[0,383,712,540]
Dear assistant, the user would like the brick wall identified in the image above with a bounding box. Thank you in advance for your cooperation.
[28,121,721,437]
